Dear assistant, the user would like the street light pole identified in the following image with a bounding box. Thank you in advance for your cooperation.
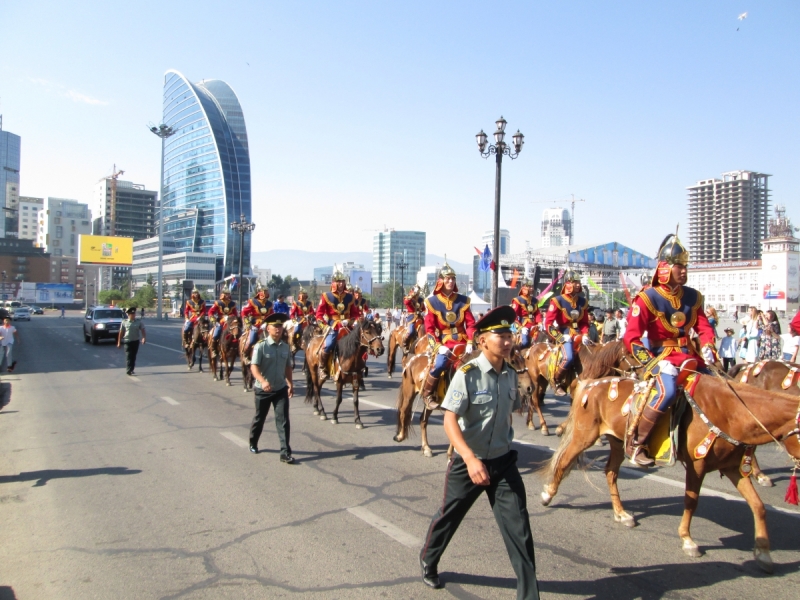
[476,117,524,308]
[149,123,176,319]
[230,214,256,309]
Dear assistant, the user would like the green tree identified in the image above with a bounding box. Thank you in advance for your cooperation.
[146,272,154,287]
[98,289,124,305]
[133,284,156,309]
[308,280,320,306]
[374,280,404,309]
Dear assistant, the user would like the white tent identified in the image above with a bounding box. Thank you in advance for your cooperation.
[468,291,491,316]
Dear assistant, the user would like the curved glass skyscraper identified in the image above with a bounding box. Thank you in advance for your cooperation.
[161,70,251,281]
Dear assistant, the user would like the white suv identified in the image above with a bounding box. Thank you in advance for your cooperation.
[83,306,126,345]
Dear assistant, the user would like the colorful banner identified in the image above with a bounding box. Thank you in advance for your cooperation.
[78,235,133,266]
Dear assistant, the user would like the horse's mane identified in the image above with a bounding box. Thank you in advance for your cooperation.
[727,363,747,378]
[301,323,317,347]
[581,341,629,379]
[337,323,362,358]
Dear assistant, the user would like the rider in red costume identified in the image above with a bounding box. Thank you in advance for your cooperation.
[315,271,360,380]
[543,269,590,395]
[401,285,425,351]
[241,283,273,352]
[182,288,207,347]
[511,278,542,348]
[421,263,476,408]
[208,287,238,342]
[623,233,719,467]
[289,288,314,340]
[352,286,370,318]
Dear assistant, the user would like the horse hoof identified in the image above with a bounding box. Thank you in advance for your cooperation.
[681,539,702,558]
[541,490,553,506]
[226,382,231,387]
[423,448,433,458]
[555,426,564,437]
[387,374,392,379]
[614,512,636,528]
[330,419,338,425]
[319,414,327,421]
[754,547,774,574]
[393,435,402,443]
[527,422,534,430]
[756,473,774,488]
[243,389,249,393]
[312,410,319,416]
[356,423,364,430]
[540,427,550,436]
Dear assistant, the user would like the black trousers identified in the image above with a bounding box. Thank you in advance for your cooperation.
[722,357,736,372]
[421,450,539,600]
[124,341,140,374]
[250,387,291,457]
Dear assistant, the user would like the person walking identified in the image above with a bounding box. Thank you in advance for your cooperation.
[60,305,65,318]
[117,307,146,376]
[601,309,619,343]
[419,305,539,599]
[0,317,19,372]
[719,328,737,372]
[249,312,295,462]
[614,309,627,340]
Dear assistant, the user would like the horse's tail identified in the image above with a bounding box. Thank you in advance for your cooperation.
[395,362,418,439]
[541,411,576,480]
[304,359,314,404]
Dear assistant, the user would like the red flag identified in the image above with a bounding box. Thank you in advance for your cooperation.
[490,260,496,271]
[619,273,632,305]
[474,247,483,255]
[510,269,520,289]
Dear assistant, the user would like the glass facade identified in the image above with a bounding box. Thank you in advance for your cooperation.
[0,130,22,238]
[372,230,426,284]
[160,71,251,281]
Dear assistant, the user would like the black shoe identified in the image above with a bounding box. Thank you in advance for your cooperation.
[126,371,132,376]
[280,455,295,464]
[420,557,442,589]
[10,361,17,371]
[249,446,258,454]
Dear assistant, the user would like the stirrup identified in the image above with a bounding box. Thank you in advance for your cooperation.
[422,395,440,410]
[629,446,655,468]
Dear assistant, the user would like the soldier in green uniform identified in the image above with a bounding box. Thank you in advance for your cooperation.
[419,305,539,599]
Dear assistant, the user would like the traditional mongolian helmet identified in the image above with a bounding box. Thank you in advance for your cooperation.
[331,270,347,282]
[353,286,362,294]
[346,284,354,292]
[221,285,231,296]
[561,269,581,295]
[191,287,200,295]
[652,231,689,286]
[254,281,269,298]
[434,261,458,294]
[297,287,308,298]
[520,277,533,289]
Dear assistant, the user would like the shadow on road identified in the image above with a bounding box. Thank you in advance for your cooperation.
[0,587,17,600]
[0,466,143,487]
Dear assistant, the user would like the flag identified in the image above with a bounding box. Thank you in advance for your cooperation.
[510,268,520,289]
[537,270,563,300]
[587,277,605,294]
[474,247,483,256]
[229,275,238,290]
[537,291,553,307]
[480,245,493,272]
[619,273,633,305]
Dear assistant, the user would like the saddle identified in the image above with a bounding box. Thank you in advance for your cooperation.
[424,344,467,406]
[319,325,352,380]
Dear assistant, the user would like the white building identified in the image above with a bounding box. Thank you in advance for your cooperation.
[333,261,366,281]
[251,265,272,286]
[540,208,572,248]
[131,236,217,292]
[40,198,92,257]
[481,229,511,257]
[17,196,43,243]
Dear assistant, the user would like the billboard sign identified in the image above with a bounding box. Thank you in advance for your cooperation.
[79,235,133,266]
[35,283,74,304]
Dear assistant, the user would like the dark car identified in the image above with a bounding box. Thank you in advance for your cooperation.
[83,305,126,345]
[28,305,44,315]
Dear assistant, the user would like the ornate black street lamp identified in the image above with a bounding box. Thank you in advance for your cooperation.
[476,117,524,308]
[230,215,256,308]
[149,123,176,319]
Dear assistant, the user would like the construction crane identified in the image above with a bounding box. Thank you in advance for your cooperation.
[532,194,585,245]
[97,165,124,236]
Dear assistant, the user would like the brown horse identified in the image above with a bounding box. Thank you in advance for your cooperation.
[729,359,800,487]
[303,319,384,428]
[393,347,534,457]
[541,373,800,572]
[184,317,210,372]
[386,318,425,378]
[216,317,241,385]
[238,322,260,392]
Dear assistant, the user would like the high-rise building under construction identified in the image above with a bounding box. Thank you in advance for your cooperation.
[687,170,770,263]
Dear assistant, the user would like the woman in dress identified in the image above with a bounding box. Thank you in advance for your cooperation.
[741,306,761,363]
[705,305,719,339]
[757,309,783,361]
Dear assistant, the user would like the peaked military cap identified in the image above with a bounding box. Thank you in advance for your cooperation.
[264,312,289,326]
[475,305,516,335]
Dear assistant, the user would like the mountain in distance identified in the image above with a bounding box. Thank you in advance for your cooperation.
[250,249,472,280]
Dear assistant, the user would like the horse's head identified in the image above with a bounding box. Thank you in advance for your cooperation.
[361,319,384,357]
[227,317,241,340]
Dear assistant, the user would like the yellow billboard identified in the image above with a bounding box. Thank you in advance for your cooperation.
[78,235,134,266]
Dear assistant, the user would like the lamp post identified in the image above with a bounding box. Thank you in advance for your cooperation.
[149,123,176,319]
[476,117,524,308]
[230,214,256,308]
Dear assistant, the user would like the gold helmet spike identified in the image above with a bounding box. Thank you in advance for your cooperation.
[656,232,690,266]
[331,270,347,282]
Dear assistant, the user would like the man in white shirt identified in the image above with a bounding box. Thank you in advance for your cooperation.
[0,317,20,372]
[615,309,627,340]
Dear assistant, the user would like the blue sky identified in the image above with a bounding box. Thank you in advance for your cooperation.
[2,1,798,264]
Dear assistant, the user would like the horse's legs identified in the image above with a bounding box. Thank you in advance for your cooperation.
[420,407,434,458]
[353,378,363,429]
[541,416,599,506]
[677,460,707,558]
[331,381,344,425]
[387,336,396,378]
[750,453,774,487]
[605,437,634,527]
[721,465,773,573]
[533,378,550,435]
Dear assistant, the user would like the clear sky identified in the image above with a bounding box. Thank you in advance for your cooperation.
[2,1,798,264]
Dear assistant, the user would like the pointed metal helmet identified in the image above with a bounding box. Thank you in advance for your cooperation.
[520,278,534,288]
[656,233,689,266]
[298,287,308,296]
[255,281,265,292]
[353,286,362,293]
[191,288,200,295]
[221,285,231,295]
[331,270,347,282]
[438,262,456,279]
[563,269,580,282]
[346,284,354,292]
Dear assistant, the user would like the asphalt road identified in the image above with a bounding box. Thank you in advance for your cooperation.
[1,314,798,599]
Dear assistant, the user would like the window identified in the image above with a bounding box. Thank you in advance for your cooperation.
[730,295,735,301]
[54,217,61,224]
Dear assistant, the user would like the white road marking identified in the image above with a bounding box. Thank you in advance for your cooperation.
[108,363,116,368]
[347,506,422,549]
[93,354,100,358]
[357,399,392,410]
[220,431,249,448]
[514,439,800,519]
[161,396,180,405]
[144,342,184,354]
[128,376,141,382]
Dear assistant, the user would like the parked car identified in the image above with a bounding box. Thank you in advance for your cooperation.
[83,305,126,345]
[28,305,44,315]
[13,307,31,321]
